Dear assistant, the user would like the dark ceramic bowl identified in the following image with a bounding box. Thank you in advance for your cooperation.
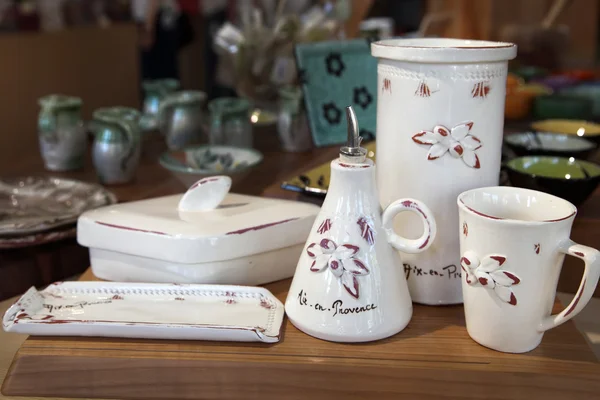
[505,156,600,206]
[561,82,600,119]
[530,119,600,145]
[504,132,597,159]
[532,94,593,120]
[159,145,263,188]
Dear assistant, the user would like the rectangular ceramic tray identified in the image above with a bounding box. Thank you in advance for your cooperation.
[3,282,284,343]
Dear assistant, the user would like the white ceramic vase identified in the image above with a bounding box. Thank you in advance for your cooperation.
[371,38,517,305]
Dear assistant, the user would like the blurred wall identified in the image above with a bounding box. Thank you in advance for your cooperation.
[426,0,598,68]
[0,23,139,173]
[178,14,205,93]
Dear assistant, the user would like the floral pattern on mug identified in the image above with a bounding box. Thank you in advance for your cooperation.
[461,251,521,306]
[412,122,482,169]
[306,239,369,299]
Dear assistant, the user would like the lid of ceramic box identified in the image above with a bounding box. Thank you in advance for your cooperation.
[77,176,320,264]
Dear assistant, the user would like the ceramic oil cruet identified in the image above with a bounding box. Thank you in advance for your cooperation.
[285,106,437,343]
[38,94,85,171]
[91,107,141,185]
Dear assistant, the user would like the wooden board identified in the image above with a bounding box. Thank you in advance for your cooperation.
[2,269,600,400]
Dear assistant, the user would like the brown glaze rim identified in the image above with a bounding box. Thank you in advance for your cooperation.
[374,43,516,50]
[372,39,515,50]
[458,198,576,223]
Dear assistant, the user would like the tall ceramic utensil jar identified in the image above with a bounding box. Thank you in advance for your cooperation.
[158,91,207,150]
[38,95,85,171]
[371,38,517,305]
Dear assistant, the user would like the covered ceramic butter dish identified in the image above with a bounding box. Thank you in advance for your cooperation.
[77,176,320,285]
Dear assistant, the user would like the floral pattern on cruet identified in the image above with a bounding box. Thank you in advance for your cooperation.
[306,239,369,299]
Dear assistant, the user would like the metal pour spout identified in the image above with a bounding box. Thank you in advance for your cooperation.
[340,106,367,163]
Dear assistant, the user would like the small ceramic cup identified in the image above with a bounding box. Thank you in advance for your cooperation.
[457,186,600,353]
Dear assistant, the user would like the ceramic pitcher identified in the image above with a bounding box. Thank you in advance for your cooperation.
[285,107,437,342]
[38,94,85,171]
[91,107,141,184]
[158,90,207,150]
[208,97,253,148]
[140,79,180,130]
[371,38,517,305]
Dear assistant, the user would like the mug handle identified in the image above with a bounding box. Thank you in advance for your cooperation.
[539,240,600,331]
[382,199,437,254]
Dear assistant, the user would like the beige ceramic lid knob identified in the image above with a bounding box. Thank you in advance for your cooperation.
[178,176,231,212]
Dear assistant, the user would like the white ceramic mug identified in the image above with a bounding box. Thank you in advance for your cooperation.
[371,38,517,305]
[457,186,600,353]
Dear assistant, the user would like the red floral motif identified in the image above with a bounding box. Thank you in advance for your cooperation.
[534,243,541,254]
[357,217,375,245]
[412,122,482,169]
[15,313,54,321]
[472,81,490,99]
[461,251,520,306]
[415,80,432,97]
[259,297,275,310]
[383,78,392,93]
[190,177,220,189]
[224,291,237,305]
[463,222,468,237]
[306,239,369,299]
[317,219,332,234]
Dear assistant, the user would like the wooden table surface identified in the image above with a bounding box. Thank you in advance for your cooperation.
[2,269,600,400]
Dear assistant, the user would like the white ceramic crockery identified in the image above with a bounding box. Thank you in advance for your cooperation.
[285,107,437,343]
[371,38,517,305]
[77,176,320,285]
[3,281,284,343]
[457,186,600,353]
